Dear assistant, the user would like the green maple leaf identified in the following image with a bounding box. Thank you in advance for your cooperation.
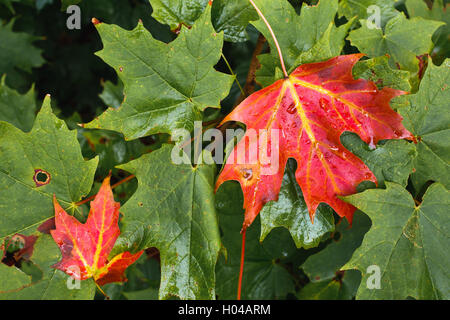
[0,96,98,241]
[0,263,30,293]
[352,55,411,91]
[0,235,96,299]
[405,0,450,39]
[99,79,124,109]
[0,76,36,132]
[113,145,221,300]
[406,0,450,23]
[0,20,45,84]
[338,0,400,28]
[149,0,209,30]
[86,5,233,140]
[211,0,258,42]
[301,211,371,283]
[343,182,450,299]
[297,270,361,300]
[340,132,417,188]
[405,0,450,65]
[80,129,152,178]
[259,159,335,249]
[215,181,296,300]
[397,60,450,192]
[149,0,257,42]
[297,211,369,300]
[252,0,352,86]
[347,13,444,74]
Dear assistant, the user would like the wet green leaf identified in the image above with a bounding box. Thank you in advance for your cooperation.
[0,96,98,241]
[343,183,450,299]
[114,145,221,300]
[86,6,233,139]
[260,159,335,249]
[353,55,411,91]
[0,76,36,132]
[348,14,444,74]
[398,60,450,192]
[0,20,44,86]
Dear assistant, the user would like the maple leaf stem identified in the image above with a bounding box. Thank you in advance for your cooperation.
[110,174,136,189]
[75,174,136,206]
[95,282,110,300]
[248,0,288,78]
[237,228,247,300]
[221,53,245,96]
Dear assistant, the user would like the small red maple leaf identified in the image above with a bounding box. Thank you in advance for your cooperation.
[216,54,413,230]
[51,176,143,286]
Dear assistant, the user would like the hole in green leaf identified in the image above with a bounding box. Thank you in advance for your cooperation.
[36,172,47,182]
[33,169,51,187]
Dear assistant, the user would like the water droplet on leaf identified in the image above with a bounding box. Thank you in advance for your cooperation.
[241,168,253,180]
[286,103,297,114]
[319,98,328,110]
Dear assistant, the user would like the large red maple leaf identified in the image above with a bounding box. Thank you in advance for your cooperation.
[216,54,413,230]
[51,176,143,285]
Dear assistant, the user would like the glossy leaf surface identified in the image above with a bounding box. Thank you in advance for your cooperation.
[217,54,413,229]
[114,145,221,300]
[86,5,233,139]
[343,183,450,299]
[0,97,98,242]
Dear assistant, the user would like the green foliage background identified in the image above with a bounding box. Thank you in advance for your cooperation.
[0,0,448,300]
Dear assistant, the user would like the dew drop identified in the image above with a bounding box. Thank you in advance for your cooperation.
[60,238,74,256]
[241,168,253,180]
[319,98,328,111]
[368,137,376,150]
[286,102,297,114]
